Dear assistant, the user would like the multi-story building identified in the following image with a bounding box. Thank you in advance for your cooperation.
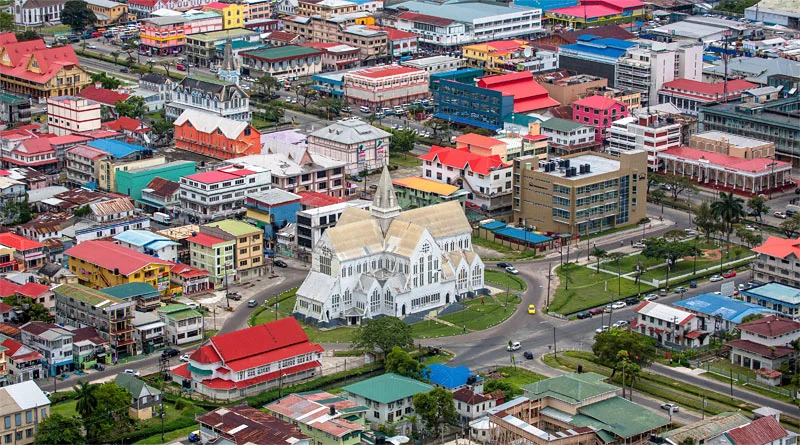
[203,1,244,29]
[698,97,800,165]
[186,29,260,68]
[420,145,512,216]
[343,65,429,109]
[245,189,302,243]
[266,391,366,445]
[204,220,264,282]
[297,0,357,18]
[244,0,274,27]
[657,78,757,116]
[64,145,109,187]
[197,407,311,444]
[18,322,73,376]
[401,55,464,74]
[187,232,235,286]
[84,0,129,26]
[0,93,31,129]
[54,284,136,357]
[240,45,324,80]
[132,310,166,353]
[169,263,212,297]
[64,240,174,297]
[113,230,180,264]
[512,150,647,235]
[295,200,371,250]
[227,151,346,197]
[728,314,800,372]
[300,42,360,71]
[115,160,195,201]
[0,233,45,271]
[545,0,645,30]
[174,109,260,160]
[615,41,703,106]
[135,73,174,112]
[538,74,608,106]
[0,381,50,445]
[572,95,629,144]
[607,111,682,168]
[171,318,323,400]
[87,197,137,224]
[140,177,181,212]
[179,165,271,223]
[139,12,223,56]
[477,71,560,114]
[167,76,250,122]
[69,327,107,370]
[690,131,774,159]
[631,301,706,348]
[433,75,514,131]
[539,117,597,156]
[158,304,203,345]
[1,336,44,384]
[307,119,391,175]
[0,178,27,224]
[342,373,433,434]
[0,36,91,99]
[462,40,529,73]
[128,0,220,19]
[558,36,637,88]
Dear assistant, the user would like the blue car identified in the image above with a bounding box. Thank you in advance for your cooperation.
[188,431,201,443]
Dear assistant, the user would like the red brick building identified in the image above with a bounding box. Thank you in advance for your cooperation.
[173,109,261,160]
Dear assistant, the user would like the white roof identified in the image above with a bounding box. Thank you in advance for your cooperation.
[309,119,391,145]
[636,301,694,324]
[296,271,338,303]
[694,131,771,149]
[174,109,249,139]
[3,381,50,410]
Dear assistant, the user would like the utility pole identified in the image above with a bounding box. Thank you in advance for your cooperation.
[565,240,570,290]
[546,262,552,309]
[553,327,557,358]
[622,360,626,399]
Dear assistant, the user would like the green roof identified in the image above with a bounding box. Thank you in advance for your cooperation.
[572,396,669,439]
[242,45,322,61]
[504,114,540,126]
[0,93,26,105]
[342,373,433,404]
[55,284,125,307]
[189,28,259,42]
[103,282,161,300]
[521,372,617,405]
[216,40,264,51]
[158,304,202,321]
[115,373,161,398]
[540,117,586,132]
[205,220,260,237]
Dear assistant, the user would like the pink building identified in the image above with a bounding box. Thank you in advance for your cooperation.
[139,12,222,56]
[343,65,429,109]
[572,95,628,144]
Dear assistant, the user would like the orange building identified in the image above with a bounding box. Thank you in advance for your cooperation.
[173,109,260,160]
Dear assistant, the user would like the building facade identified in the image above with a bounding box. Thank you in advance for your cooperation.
[0,36,91,99]
[204,220,265,282]
[174,109,260,160]
[179,165,271,223]
[0,381,50,445]
[158,304,203,345]
[307,119,390,176]
[240,45,323,80]
[572,95,629,144]
[607,112,682,169]
[343,65,429,110]
[187,232,236,286]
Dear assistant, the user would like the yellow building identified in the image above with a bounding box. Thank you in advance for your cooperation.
[297,0,357,18]
[205,2,245,29]
[203,220,265,281]
[85,0,130,26]
[65,240,175,297]
[0,36,91,99]
[97,156,166,193]
[462,40,529,74]
[0,381,51,445]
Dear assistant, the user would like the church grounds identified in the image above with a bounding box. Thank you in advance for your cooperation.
[484,270,527,291]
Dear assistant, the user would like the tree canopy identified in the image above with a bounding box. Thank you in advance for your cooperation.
[84,382,132,443]
[351,316,413,353]
[390,128,416,157]
[0,12,13,32]
[747,196,769,221]
[35,414,85,445]
[592,328,657,377]
[385,346,426,379]
[114,96,147,120]
[659,174,697,200]
[641,238,695,270]
[711,191,746,248]
[91,72,121,90]
[693,202,720,241]
[412,387,458,438]
[61,0,96,33]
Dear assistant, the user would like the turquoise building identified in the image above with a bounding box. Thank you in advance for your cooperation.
[115,161,196,201]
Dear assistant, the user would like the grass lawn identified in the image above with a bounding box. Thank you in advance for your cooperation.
[440,298,517,332]
[410,320,464,339]
[471,236,538,260]
[389,153,422,168]
[704,359,758,380]
[50,399,77,418]
[612,255,663,274]
[251,116,275,130]
[422,350,454,366]
[487,366,546,390]
[485,270,527,291]
[549,264,655,315]
[133,425,196,445]
[141,403,182,427]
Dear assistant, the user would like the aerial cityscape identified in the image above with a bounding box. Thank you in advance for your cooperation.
[0,0,798,442]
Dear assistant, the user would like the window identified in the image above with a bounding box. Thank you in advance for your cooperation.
[14,414,20,426]
[25,411,31,423]
[3,417,9,429]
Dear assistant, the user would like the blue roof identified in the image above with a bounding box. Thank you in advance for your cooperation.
[112,230,179,252]
[494,227,552,245]
[560,37,637,60]
[514,0,577,10]
[87,139,147,159]
[741,283,800,306]
[480,221,507,230]
[424,364,482,389]
[673,293,775,324]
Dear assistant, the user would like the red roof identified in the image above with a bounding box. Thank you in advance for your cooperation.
[756,368,782,379]
[17,138,54,155]
[573,95,625,110]
[128,0,156,6]
[684,331,705,339]
[727,339,795,358]
[398,11,454,26]
[267,30,301,42]
[17,282,50,298]
[79,86,130,107]
[583,0,644,8]
[661,78,757,97]
[190,344,222,364]
[184,167,256,184]
[226,342,323,372]
[211,318,317,363]
[477,71,560,113]
[297,191,344,209]
[381,27,419,40]
[455,133,504,147]
[103,117,149,133]
[64,240,171,276]
[726,415,787,445]
[524,134,549,142]
[419,145,510,175]
[739,315,800,337]
[1,40,47,66]
[187,233,227,248]
[0,32,17,46]
[67,144,109,160]
[202,360,321,389]
[350,64,423,79]
[660,146,791,173]
[171,362,192,379]
[548,4,624,18]
[0,233,44,251]
[0,280,21,298]
[1,336,42,362]
[1,42,81,85]
[171,263,209,278]
[0,302,13,314]
[47,134,92,146]
[203,1,228,9]
[753,236,800,259]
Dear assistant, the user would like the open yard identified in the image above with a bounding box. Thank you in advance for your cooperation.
[471,236,538,260]
[439,293,519,332]
[389,153,422,168]
[549,264,655,315]
[50,399,77,418]
[485,269,527,291]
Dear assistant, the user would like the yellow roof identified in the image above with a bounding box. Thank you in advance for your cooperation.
[392,177,459,196]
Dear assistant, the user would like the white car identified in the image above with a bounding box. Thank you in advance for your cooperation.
[611,301,626,310]
[612,320,628,328]
[123,369,140,377]
[661,402,679,412]
[285,97,292,103]
[738,283,745,291]
[745,225,756,231]
[595,326,609,334]
[633,242,646,249]
[644,294,659,301]
[505,266,519,275]
[507,341,521,351]
[180,354,191,362]
[684,229,698,236]
[710,275,723,282]
[87,44,97,49]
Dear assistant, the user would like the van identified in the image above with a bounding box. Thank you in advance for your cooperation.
[393,105,404,114]
[382,107,394,116]
[359,106,371,113]
[152,212,171,224]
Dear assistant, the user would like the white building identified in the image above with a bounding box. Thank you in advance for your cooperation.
[729,315,800,372]
[158,303,204,346]
[632,301,708,348]
[112,230,180,263]
[13,0,65,26]
[307,119,391,176]
[342,373,433,433]
[19,321,74,376]
[166,77,250,122]
[342,65,429,109]
[615,40,703,106]
[607,112,682,169]
[401,55,465,74]
[294,167,485,326]
[179,165,271,223]
[46,97,101,137]
[296,200,371,250]
[132,311,166,353]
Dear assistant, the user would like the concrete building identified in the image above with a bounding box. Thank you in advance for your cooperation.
[539,118,597,156]
[2,336,44,384]
[558,36,637,88]
[307,119,391,176]
[46,97,101,137]
[187,232,236,286]
[650,16,758,44]
[674,293,775,333]
[0,93,31,129]
[138,12,223,56]
[225,151,346,198]
[745,0,799,27]
[615,40,704,106]
[657,78,758,116]
[240,45,323,80]
[265,391,367,445]
[179,165,271,224]
[115,160,195,201]
[169,263,212,297]
[185,29,260,68]
[392,177,468,211]
[112,230,180,264]
[689,131,775,160]
[140,177,181,211]
[295,200,371,250]
[0,381,50,445]
[132,311,166,353]
[204,220,265,282]
[158,303,203,345]
[742,282,800,321]
[84,0,129,26]
[545,0,645,30]
[512,150,647,235]
[0,233,46,271]
[18,322,73,376]
[728,315,800,371]
[432,73,515,131]
[12,0,64,26]
[607,111,682,169]
[342,373,433,434]
[401,55,465,74]
[632,301,707,348]
[343,65,429,109]
[538,74,608,107]
[572,95,629,144]
[477,71,560,114]
[167,76,250,122]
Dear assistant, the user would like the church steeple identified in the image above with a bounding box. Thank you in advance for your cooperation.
[371,165,401,234]
[218,38,239,85]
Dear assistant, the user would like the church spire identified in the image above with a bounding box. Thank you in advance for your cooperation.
[371,165,401,234]
[217,38,240,86]
[222,39,235,72]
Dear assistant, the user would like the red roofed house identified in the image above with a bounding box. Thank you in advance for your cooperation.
[656,146,792,197]
[725,413,791,444]
[170,318,324,400]
[0,35,92,99]
[729,315,800,373]
[265,30,304,46]
[633,301,707,348]
[103,117,152,147]
[545,0,646,30]
[658,78,758,116]
[17,282,54,316]
[169,263,212,297]
[2,138,58,173]
[420,145,512,214]
[379,26,419,57]
[0,301,15,322]
[454,133,507,159]
[0,280,21,300]
[1,336,44,383]
[342,64,429,109]
[572,95,629,144]
[0,232,46,271]
[477,71,560,114]
[297,191,344,211]
[79,84,132,118]
[197,405,310,444]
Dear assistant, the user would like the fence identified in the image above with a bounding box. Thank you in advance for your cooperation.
[706,364,795,398]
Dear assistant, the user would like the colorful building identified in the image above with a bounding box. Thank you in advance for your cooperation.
[462,40,530,74]
[179,165,271,223]
[174,109,260,160]
[204,1,244,29]
[657,78,758,116]
[245,189,302,241]
[546,0,646,30]
[343,65,429,109]
[392,176,468,209]
[46,97,101,137]
[84,0,130,26]
[477,71,560,114]
[64,240,174,297]
[115,160,196,201]
[0,35,91,99]
[266,391,367,445]
[169,263,212,297]
[139,12,223,56]
[204,220,265,282]
[240,45,324,80]
[0,233,45,271]
[572,95,629,144]
[158,303,203,345]
[187,232,236,286]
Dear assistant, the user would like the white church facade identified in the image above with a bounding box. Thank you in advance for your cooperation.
[294,167,485,326]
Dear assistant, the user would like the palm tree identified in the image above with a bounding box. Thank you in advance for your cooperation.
[73,381,97,418]
[711,191,746,254]
[591,246,607,273]
[693,202,719,241]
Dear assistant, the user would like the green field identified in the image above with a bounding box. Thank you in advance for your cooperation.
[389,153,422,168]
[440,294,519,332]
[485,269,527,291]
[550,264,655,315]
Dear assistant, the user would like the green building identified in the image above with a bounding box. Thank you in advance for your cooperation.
[392,176,468,210]
[115,160,196,201]
[342,373,433,431]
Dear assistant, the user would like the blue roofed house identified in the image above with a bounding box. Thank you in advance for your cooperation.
[113,230,180,263]
[557,35,638,88]
[673,293,776,333]
[741,283,800,321]
[86,139,161,192]
[425,363,483,392]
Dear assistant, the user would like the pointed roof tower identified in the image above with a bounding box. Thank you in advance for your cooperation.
[371,166,401,235]
[217,38,240,86]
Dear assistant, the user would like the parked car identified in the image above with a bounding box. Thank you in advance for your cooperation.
[661,402,679,412]
[189,431,201,443]
[673,286,688,293]
[738,283,746,291]
[722,270,737,278]
[180,354,191,362]
[612,320,628,328]
[162,348,179,358]
[745,225,756,231]
[632,242,646,249]
[523,351,534,360]
[505,266,519,275]
[576,311,592,319]
[247,299,258,308]
[689,280,697,288]
[625,297,639,306]
[87,44,97,49]
[94,363,105,371]
[595,326,610,334]
[228,292,242,301]
[119,67,129,73]
[176,63,186,71]
[659,289,668,296]
[604,305,612,313]
[527,304,536,315]
[123,369,140,377]
[588,308,604,316]
[775,211,787,219]
[644,294,659,301]
[497,262,512,268]
[710,275,723,282]
[274,259,288,268]
[611,301,626,310]
[684,229,698,236]
[507,341,521,351]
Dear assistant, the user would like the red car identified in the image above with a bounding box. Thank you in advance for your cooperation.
[722,270,737,278]
[588,308,604,316]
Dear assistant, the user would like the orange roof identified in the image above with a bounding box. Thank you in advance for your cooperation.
[0,232,44,251]
[392,176,460,196]
[455,133,504,147]
[751,236,800,259]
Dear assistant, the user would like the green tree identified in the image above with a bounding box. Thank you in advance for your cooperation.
[110,51,121,65]
[61,0,96,35]
[591,246,607,273]
[592,328,657,378]
[736,228,762,248]
[741,313,766,324]
[74,205,91,217]
[711,191,746,251]
[659,174,697,200]
[650,189,666,213]
[296,85,318,111]
[693,202,720,241]
[261,102,284,122]
[351,316,413,353]
[484,380,520,400]
[73,381,98,418]
[256,75,280,98]
[0,12,13,32]
[114,96,147,120]
[679,438,697,445]
[35,414,85,445]
[15,30,41,41]
[412,388,458,438]
[714,0,757,13]
[385,346,425,378]
[91,72,121,89]
[84,382,132,443]
[150,117,174,146]
[1,296,49,322]
[642,238,694,288]
[781,214,800,238]
[747,196,769,222]
[318,97,346,118]
[390,128,416,158]
[158,61,172,78]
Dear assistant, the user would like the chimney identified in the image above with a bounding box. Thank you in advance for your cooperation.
[329,405,335,415]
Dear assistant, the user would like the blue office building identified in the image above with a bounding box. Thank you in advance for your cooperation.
[673,293,776,332]
[558,35,638,87]
[434,79,514,131]
[514,0,577,11]
[244,189,302,240]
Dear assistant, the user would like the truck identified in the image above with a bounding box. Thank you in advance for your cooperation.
[152,212,171,224]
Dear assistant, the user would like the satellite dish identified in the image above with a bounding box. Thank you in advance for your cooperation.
[523,47,533,58]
